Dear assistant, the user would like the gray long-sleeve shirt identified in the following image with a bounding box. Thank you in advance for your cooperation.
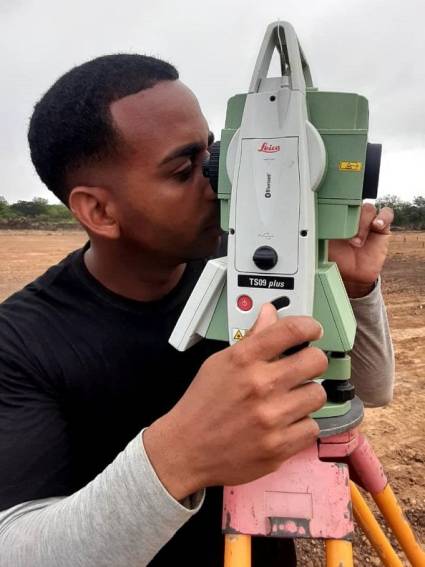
[0,282,394,567]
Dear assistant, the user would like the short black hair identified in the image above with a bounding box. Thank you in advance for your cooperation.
[28,54,179,204]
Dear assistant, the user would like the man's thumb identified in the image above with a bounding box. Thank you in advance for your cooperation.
[249,303,279,336]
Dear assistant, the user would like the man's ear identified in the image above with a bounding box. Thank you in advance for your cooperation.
[69,186,120,239]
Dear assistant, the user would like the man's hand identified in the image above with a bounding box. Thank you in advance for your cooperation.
[329,203,394,298]
[144,306,327,501]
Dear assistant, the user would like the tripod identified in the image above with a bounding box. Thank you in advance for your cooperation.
[223,397,425,566]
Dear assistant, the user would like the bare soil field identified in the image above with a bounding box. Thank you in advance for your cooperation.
[0,229,87,301]
[1,229,424,565]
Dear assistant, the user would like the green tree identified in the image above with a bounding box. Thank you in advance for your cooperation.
[0,196,9,217]
[10,197,49,217]
[411,195,425,229]
[376,194,403,209]
[46,204,74,220]
[376,194,425,229]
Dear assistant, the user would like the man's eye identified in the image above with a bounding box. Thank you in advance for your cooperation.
[175,166,193,182]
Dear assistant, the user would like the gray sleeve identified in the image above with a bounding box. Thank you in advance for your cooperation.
[0,431,205,567]
[349,279,395,407]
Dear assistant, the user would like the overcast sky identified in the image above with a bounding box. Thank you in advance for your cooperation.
[1,0,424,204]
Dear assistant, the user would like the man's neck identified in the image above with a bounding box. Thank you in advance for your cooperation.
[84,243,186,302]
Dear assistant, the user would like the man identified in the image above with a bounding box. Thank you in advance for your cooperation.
[0,54,394,566]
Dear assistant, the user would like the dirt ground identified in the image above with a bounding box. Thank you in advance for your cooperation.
[1,229,424,566]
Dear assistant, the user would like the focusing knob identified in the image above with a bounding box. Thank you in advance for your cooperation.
[253,246,278,270]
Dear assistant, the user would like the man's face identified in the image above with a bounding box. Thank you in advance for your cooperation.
[107,80,220,263]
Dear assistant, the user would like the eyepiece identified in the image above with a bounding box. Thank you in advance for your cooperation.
[202,141,221,193]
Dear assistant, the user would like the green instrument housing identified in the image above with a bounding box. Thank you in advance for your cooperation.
[207,88,370,419]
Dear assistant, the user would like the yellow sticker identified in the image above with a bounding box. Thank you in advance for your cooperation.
[232,329,247,341]
[339,161,362,172]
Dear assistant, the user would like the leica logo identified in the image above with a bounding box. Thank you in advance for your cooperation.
[258,142,280,153]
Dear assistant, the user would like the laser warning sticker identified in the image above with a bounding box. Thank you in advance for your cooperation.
[338,161,362,172]
[232,329,247,341]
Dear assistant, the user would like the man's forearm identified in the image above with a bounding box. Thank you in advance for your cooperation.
[0,433,204,567]
[350,279,395,407]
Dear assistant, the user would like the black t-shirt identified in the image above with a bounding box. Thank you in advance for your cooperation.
[0,245,295,566]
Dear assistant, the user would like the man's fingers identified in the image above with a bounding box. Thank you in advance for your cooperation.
[248,303,279,336]
[269,347,328,391]
[372,206,393,234]
[277,381,327,425]
[349,203,376,247]
[349,203,394,247]
[233,316,324,364]
[268,416,321,463]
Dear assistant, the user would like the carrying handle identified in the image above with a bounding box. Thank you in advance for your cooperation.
[249,21,313,93]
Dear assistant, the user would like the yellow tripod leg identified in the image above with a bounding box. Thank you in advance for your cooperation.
[350,481,403,567]
[373,484,425,567]
[325,539,353,567]
[224,534,251,567]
